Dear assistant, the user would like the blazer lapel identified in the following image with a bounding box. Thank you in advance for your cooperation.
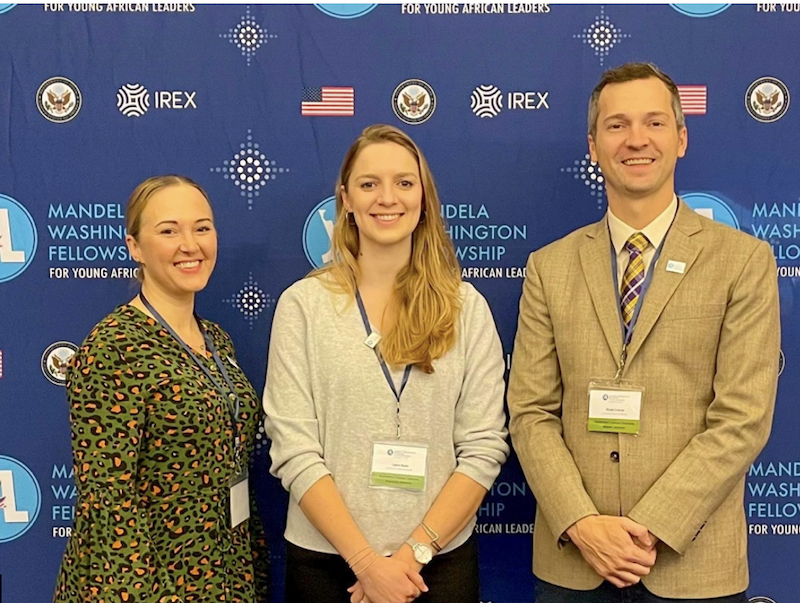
[579,219,623,360]
[624,200,704,365]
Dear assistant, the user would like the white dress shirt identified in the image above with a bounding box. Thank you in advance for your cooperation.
[607,195,678,292]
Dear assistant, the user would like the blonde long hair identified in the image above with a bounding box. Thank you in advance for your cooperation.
[315,125,461,373]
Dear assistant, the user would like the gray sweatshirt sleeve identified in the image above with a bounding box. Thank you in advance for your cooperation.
[262,284,332,503]
[453,284,510,489]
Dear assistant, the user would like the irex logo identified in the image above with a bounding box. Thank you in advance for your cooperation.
[154,91,197,109]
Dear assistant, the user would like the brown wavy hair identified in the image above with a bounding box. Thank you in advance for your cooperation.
[314,124,461,373]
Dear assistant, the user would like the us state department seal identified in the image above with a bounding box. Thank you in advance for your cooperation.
[392,79,435,125]
[36,77,81,123]
[41,341,78,386]
[749,597,777,603]
[746,77,789,123]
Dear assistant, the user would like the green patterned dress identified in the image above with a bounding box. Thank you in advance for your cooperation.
[53,306,269,603]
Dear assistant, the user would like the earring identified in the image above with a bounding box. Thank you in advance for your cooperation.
[347,212,356,227]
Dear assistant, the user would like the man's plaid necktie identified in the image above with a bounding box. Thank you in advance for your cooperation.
[620,232,650,328]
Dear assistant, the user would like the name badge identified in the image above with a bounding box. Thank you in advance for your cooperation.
[587,380,644,435]
[229,469,250,528]
[370,441,427,492]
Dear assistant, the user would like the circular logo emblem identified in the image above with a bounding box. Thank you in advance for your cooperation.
[670,4,731,17]
[682,192,740,230]
[778,349,785,377]
[0,4,17,14]
[314,4,377,19]
[471,85,503,118]
[36,77,81,123]
[41,341,78,386]
[392,79,436,125]
[117,83,150,117]
[0,193,37,283]
[303,196,337,269]
[749,598,777,603]
[746,77,790,123]
[0,456,42,543]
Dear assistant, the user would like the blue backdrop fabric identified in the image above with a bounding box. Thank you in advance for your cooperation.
[0,4,798,603]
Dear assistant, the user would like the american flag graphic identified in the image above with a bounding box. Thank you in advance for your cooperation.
[677,85,707,115]
[301,87,354,116]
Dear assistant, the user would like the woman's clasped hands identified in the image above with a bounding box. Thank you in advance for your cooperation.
[347,550,428,603]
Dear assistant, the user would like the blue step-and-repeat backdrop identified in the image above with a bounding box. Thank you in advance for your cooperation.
[1,3,799,603]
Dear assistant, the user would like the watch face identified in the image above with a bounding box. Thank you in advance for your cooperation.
[414,543,433,564]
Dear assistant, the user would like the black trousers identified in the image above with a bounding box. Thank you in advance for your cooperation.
[285,536,480,603]
[535,579,748,603]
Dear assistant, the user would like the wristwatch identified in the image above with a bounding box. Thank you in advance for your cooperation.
[405,537,433,565]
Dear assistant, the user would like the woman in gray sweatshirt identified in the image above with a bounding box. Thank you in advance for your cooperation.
[263,124,509,603]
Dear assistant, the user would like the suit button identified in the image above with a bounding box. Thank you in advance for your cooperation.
[610,451,620,462]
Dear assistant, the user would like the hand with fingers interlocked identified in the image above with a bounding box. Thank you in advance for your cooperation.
[347,554,427,603]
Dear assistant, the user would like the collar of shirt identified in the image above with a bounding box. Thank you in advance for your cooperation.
[607,194,678,254]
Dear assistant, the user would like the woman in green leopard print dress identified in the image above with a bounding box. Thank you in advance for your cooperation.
[53,175,269,603]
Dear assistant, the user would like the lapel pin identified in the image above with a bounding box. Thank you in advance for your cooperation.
[364,332,381,349]
[666,260,686,274]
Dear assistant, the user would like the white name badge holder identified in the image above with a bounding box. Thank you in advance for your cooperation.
[370,439,429,492]
[229,464,250,528]
[588,379,644,435]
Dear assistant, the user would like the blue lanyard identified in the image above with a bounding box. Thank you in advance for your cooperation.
[608,214,675,380]
[139,292,243,461]
[355,290,411,437]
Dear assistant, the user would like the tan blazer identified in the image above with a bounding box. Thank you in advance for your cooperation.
[508,200,780,598]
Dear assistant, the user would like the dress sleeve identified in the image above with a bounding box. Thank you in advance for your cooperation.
[262,285,332,503]
[57,332,182,603]
[452,285,510,489]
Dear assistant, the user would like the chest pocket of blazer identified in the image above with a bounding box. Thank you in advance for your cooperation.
[660,302,726,322]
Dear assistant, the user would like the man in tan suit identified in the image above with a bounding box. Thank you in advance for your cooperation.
[508,63,780,602]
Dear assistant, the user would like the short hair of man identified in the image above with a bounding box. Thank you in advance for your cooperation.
[587,62,686,137]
